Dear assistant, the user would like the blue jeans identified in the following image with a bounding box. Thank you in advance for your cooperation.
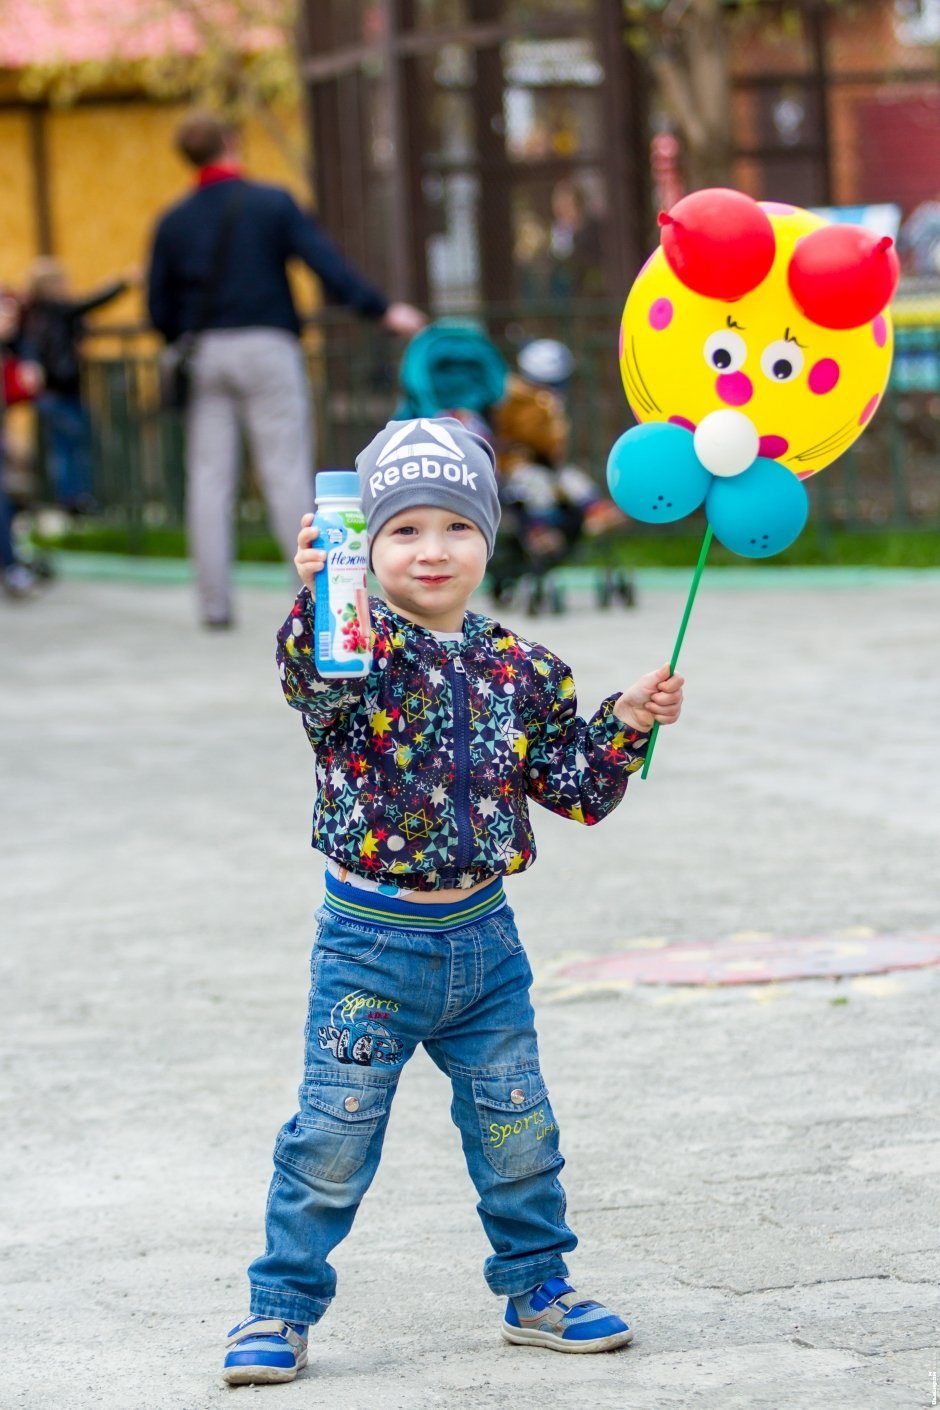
[248,902,576,1325]
[0,481,16,568]
[37,393,93,506]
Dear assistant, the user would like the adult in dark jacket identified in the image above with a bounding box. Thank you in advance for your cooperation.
[147,111,425,628]
[24,259,134,514]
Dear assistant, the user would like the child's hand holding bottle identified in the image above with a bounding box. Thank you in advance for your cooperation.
[294,513,327,595]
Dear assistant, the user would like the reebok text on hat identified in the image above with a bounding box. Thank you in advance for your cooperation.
[356,416,501,557]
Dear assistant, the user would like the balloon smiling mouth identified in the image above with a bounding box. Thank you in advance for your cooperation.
[759,434,789,458]
[668,415,790,462]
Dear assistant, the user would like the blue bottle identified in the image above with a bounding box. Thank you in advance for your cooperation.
[313,471,372,678]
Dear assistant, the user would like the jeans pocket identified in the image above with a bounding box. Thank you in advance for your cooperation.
[315,913,389,965]
[274,1074,390,1184]
[491,911,525,956]
[473,1069,560,1179]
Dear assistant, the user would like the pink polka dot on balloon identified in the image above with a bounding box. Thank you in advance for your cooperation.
[648,297,673,330]
[808,358,840,395]
[669,415,696,432]
[872,315,887,348]
[759,201,797,215]
[618,325,624,360]
[759,434,789,459]
[859,394,879,425]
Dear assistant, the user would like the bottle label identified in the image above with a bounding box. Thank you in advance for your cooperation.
[314,507,372,677]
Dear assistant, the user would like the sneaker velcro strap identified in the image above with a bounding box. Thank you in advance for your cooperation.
[531,1277,575,1312]
[226,1319,294,1346]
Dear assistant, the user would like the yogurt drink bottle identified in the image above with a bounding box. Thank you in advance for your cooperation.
[313,471,372,678]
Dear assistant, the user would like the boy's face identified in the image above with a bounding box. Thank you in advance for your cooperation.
[371,505,488,631]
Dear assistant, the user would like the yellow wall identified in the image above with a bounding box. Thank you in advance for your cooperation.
[0,111,37,288]
[3,97,319,325]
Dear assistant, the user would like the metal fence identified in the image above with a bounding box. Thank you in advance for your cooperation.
[75,300,940,552]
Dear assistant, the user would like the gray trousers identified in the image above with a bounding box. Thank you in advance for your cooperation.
[186,328,313,622]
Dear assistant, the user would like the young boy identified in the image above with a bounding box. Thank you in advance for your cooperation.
[223,417,683,1385]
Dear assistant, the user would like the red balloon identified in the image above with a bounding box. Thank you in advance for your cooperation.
[787,226,900,330]
[659,189,776,302]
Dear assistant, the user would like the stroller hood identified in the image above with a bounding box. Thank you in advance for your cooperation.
[396,321,508,418]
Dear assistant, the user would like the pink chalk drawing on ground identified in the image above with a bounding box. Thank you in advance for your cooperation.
[552,933,940,987]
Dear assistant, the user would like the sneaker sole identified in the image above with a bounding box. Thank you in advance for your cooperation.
[501,1322,634,1354]
[222,1350,308,1385]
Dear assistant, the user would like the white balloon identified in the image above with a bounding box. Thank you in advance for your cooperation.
[693,410,760,478]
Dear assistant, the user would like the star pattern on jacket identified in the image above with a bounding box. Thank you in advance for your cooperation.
[276,592,649,891]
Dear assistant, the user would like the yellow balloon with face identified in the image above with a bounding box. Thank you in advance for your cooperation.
[619,198,897,479]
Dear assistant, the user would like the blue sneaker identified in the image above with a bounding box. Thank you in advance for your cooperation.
[502,1277,634,1353]
[222,1314,308,1385]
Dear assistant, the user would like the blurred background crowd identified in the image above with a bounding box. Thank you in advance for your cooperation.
[1,0,939,606]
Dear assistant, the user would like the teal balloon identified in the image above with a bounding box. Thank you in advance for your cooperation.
[607,423,711,524]
[705,456,808,558]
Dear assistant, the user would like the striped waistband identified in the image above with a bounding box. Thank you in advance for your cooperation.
[323,871,506,932]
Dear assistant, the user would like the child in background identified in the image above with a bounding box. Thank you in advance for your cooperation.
[223,416,683,1385]
[1,289,44,599]
[23,259,136,514]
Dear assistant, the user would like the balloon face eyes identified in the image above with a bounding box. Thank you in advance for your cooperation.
[703,330,747,375]
[704,331,807,383]
[760,340,804,383]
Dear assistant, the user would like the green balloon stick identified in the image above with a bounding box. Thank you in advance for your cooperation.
[641,524,713,780]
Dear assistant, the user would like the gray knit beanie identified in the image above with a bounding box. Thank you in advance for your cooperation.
[356,416,501,558]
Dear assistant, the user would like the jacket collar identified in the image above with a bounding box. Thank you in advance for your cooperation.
[372,598,494,660]
[197,163,243,187]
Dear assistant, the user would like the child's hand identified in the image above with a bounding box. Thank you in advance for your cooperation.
[294,514,326,593]
[613,665,684,733]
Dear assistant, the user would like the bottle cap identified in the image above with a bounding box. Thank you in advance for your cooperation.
[316,470,360,500]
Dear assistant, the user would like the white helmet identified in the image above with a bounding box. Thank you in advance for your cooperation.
[517,338,575,388]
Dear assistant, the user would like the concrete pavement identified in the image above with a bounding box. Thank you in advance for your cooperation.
[1,567,938,1409]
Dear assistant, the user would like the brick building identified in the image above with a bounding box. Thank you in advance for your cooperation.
[299,1,940,312]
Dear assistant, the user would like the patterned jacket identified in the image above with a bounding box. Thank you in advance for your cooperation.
[277,590,649,891]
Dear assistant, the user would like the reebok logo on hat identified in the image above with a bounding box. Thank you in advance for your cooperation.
[368,418,477,495]
[356,415,501,558]
[375,418,466,466]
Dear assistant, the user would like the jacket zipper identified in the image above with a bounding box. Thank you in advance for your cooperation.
[447,655,473,871]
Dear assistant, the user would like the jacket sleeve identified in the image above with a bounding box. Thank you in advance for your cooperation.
[72,279,128,318]
[525,657,649,825]
[147,221,177,342]
[282,195,389,318]
[276,588,368,741]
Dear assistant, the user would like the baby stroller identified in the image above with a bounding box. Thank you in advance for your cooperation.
[397,324,634,614]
